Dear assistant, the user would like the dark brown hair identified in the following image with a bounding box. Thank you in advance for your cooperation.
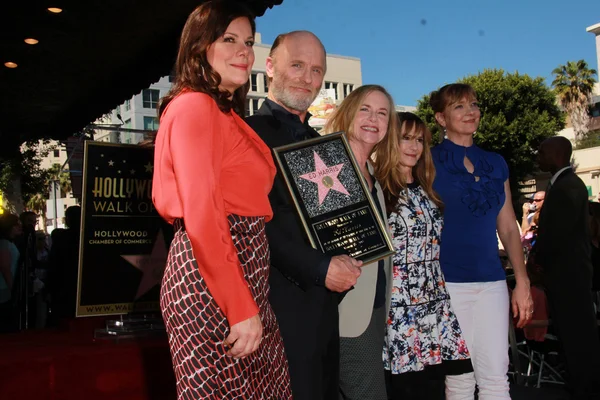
[158,0,256,119]
[374,112,443,213]
[429,83,478,143]
[0,214,20,241]
[430,83,477,113]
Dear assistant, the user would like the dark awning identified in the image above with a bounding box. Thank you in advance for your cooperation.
[0,0,282,157]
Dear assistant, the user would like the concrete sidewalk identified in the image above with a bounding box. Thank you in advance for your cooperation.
[510,383,570,399]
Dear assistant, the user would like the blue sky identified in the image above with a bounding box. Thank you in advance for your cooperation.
[256,0,599,106]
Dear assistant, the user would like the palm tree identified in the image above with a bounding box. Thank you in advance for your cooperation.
[26,193,47,233]
[47,163,72,196]
[552,60,597,143]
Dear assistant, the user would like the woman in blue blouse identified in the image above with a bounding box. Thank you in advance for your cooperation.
[429,83,533,399]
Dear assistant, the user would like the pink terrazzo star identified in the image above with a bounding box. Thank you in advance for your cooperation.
[299,151,349,205]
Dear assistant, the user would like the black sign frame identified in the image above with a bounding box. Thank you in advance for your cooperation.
[76,141,168,317]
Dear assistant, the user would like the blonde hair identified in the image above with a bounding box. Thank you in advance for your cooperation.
[374,112,443,213]
[323,84,397,158]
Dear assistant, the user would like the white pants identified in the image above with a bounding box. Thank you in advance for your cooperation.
[445,280,511,400]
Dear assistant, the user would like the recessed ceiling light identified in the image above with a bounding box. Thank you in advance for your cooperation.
[24,38,39,45]
[4,62,18,68]
[48,7,62,13]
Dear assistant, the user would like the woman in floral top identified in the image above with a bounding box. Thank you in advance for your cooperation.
[375,112,472,399]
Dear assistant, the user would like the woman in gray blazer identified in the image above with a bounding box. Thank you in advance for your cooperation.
[323,84,396,400]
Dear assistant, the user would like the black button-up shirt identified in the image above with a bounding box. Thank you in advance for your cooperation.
[263,99,331,287]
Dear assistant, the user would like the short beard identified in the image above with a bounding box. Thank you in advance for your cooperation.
[270,79,317,112]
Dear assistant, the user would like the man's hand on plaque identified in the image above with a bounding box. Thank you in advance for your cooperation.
[325,255,363,293]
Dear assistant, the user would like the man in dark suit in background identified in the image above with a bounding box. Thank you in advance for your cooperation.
[536,136,600,399]
[245,31,362,400]
[48,205,81,323]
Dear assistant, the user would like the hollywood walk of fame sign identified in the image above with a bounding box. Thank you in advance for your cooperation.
[273,132,394,264]
[76,141,171,317]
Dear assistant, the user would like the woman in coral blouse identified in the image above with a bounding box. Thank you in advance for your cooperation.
[152,2,291,398]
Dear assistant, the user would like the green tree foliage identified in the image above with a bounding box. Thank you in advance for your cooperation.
[0,140,53,212]
[574,129,600,150]
[47,163,73,196]
[416,69,565,194]
[26,193,48,233]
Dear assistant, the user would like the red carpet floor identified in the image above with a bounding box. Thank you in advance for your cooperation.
[0,318,176,400]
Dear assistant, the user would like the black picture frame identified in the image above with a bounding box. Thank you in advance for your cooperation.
[272,132,394,264]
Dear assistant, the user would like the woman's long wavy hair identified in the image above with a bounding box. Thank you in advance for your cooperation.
[323,85,397,157]
[158,0,255,119]
[374,112,443,213]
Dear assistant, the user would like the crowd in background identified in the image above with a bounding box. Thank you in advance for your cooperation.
[0,206,81,333]
[2,2,600,400]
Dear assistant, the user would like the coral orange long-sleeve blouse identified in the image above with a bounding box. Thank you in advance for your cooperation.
[152,92,276,326]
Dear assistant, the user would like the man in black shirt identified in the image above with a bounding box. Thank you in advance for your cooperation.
[246,31,362,400]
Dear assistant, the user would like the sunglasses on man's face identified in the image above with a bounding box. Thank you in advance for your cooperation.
[533,199,544,202]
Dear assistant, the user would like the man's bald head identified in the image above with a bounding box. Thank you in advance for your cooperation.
[269,30,326,62]
[538,136,572,173]
[265,30,327,118]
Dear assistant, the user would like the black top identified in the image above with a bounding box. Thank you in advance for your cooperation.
[264,99,314,142]
[368,171,387,309]
[592,244,600,291]
[537,169,593,286]
[246,100,331,288]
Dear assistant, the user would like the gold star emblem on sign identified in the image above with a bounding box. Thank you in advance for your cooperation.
[144,162,153,173]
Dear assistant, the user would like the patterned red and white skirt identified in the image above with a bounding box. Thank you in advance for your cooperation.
[160,216,291,399]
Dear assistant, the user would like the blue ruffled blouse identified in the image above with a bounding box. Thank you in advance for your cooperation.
[432,139,508,283]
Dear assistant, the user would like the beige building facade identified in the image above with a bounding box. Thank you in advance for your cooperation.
[586,23,600,99]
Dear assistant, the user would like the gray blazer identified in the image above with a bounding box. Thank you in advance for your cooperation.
[339,162,393,338]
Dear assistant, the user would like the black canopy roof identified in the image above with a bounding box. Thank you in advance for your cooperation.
[0,0,282,157]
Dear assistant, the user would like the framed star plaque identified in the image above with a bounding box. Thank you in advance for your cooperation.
[75,141,170,317]
[272,132,394,264]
